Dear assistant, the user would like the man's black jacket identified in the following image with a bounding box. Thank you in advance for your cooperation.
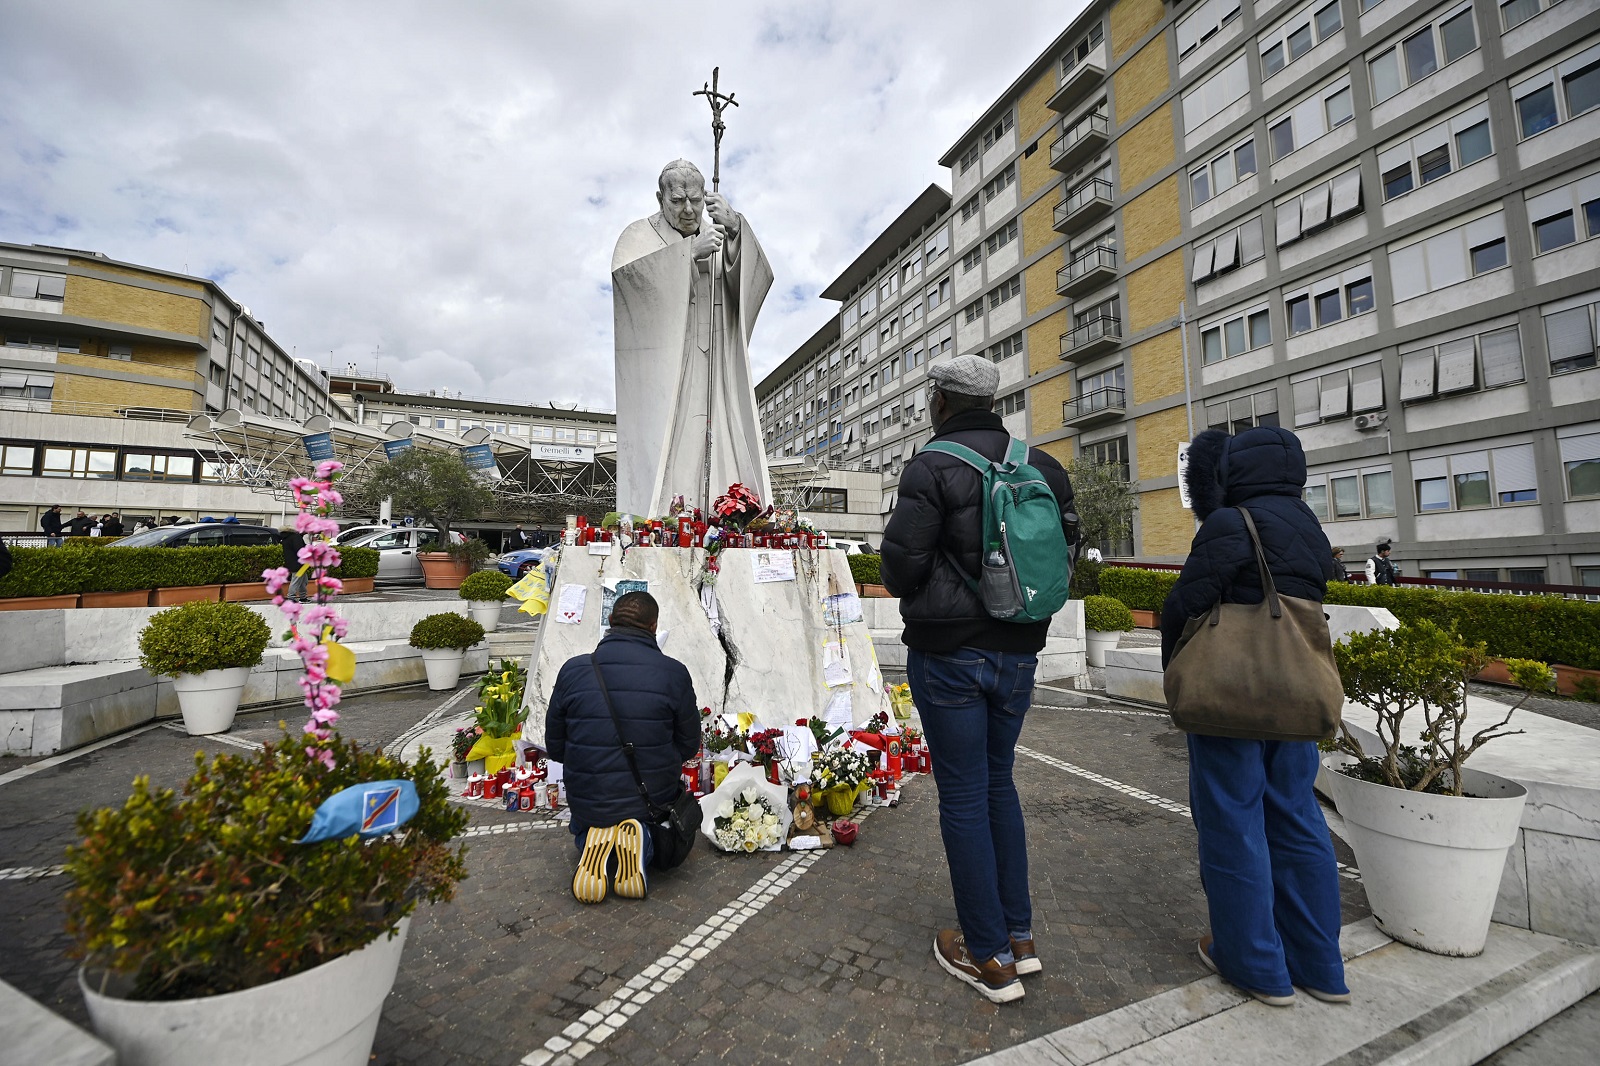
[880,409,1075,654]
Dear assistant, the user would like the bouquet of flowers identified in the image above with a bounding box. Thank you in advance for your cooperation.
[712,482,764,530]
[474,659,528,739]
[804,716,843,750]
[450,728,476,763]
[746,727,785,769]
[863,709,890,735]
[701,707,736,755]
[814,748,874,792]
[712,793,785,853]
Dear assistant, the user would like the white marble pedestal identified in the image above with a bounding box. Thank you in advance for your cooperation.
[522,546,892,743]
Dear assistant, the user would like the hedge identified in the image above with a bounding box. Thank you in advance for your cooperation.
[2,546,278,598]
[1098,566,1600,670]
[847,552,882,586]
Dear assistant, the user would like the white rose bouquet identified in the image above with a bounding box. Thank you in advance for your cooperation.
[699,762,792,853]
[712,794,784,853]
[815,748,873,791]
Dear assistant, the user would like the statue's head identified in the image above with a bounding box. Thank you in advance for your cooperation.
[656,159,706,237]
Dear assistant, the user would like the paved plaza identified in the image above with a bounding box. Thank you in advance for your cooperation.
[2,628,1595,1065]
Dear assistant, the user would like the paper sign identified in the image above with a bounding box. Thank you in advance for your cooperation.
[588,540,613,555]
[555,584,586,624]
[617,579,648,597]
[1178,442,1192,510]
[823,592,863,626]
[823,640,852,687]
[824,690,853,731]
[751,551,796,583]
[778,726,818,763]
[600,586,617,627]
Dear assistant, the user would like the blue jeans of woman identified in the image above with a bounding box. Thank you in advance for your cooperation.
[1187,734,1347,997]
[908,647,1037,963]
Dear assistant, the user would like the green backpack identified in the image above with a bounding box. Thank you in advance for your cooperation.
[921,437,1072,624]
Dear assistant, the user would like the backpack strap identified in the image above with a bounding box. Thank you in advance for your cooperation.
[1003,437,1028,468]
[921,440,991,471]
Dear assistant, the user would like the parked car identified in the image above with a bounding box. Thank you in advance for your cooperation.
[497,548,544,579]
[345,527,464,583]
[333,524,393,545]
[110,522,280,548]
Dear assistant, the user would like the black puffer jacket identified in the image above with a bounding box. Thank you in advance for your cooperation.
[880,409,1076,654]
[1160,426,1334,666]
[545,626,700,838]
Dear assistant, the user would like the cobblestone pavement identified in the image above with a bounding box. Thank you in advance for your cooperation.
[0,682,1368,1066]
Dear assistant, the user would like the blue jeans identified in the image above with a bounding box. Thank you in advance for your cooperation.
[1187,734,1347,997]
[908,647,1038,962]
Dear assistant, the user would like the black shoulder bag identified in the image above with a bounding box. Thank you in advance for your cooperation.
[588,655,701,869]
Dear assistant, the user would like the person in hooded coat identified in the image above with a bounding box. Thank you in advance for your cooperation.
[1160,426,1348,1007]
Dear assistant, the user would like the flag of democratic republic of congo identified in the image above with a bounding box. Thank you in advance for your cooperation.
[299,779,420,843]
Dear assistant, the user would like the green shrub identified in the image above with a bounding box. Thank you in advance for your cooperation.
[1099,567,1180,612]
[63,536,119,547]
[0,545,282,598]
[64,734,468,1000]
[0,546,87,597]
[330,546,379,580]
[459,570,513,602]
[1070,557,1104,599]
[138,600,273,677]
[848,552,881,586]
[1325,582,1600,670]
[1083,594,1135,632]
[445,537,492,568]
[409,612,486,650]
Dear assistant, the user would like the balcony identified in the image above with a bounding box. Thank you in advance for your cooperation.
[1053,178,1115,234]
[1049,112,1109,172]
[1059,315,1122,362]
[1062,386,1126,428]
[1047,57,1106,113]
[1055,244,1118,299]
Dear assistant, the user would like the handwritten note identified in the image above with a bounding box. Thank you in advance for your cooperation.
[822,592,863,626]
[555,584,586,624]
[751,551,796,583]
[823,640,852,687]
[824,690,853,731]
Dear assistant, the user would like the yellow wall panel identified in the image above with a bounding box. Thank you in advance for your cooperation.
[1023,258,1062,318]
[1020,138,1057,202]
[57,351,197,383]
[1118,101,1175,190]
[65,276,206,339]
[1137,487,1193,556]
[1114,38,1169,126]
[53,373,197,413]
[1021,189,1061,260]
[1029,373,1073,437]
[1018,70,1058,155]
[1123,174,1181,262]
[1026,310,1068,375]
[1125,250,1185,332]
[87,262,206,294]
[1038,439,1076,467]
[1135,405,1189,480]
[1111,0,1166,59]
[1129,329,1186,405]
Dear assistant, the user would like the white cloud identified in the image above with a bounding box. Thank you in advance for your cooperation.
[0,0,1087,408]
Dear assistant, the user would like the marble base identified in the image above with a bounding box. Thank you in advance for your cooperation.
[1104,646,1167,705]
[524,547,892,743]
[862,594,1087,685]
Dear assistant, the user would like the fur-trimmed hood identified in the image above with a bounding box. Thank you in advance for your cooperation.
[1184,426,1309,521]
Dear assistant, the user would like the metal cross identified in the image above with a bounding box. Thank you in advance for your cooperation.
[692,67,738,192]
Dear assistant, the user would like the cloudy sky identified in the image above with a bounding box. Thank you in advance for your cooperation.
[1,1,1085,411]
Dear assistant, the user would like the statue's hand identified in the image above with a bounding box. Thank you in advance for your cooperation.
[705,193,740,237]
[692,226,725,260]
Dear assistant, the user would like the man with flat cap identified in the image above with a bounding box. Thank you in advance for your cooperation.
[881,354,1076,1005]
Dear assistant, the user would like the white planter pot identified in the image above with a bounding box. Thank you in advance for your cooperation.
[81,917,409,1066]
[170,667,250,735]
[1085,631,1121,668]
[1321,755,1526,956]
[467,601,502,632]
[420,648,465,690]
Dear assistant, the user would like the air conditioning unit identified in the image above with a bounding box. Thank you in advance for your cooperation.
[1353,412,1388,430]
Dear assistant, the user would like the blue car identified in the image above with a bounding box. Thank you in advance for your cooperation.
[498,548,544,579]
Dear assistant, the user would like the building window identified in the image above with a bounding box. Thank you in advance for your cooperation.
[1205,389,1280,434]
[961,247,983,274]
[982,164,1016,203]
[986,333,1023,363]
[1061,21,1106,73]
[1411,445,1539,512]
[1285,264,1374,336]
[1081,436,1129,479]
[927,278,951,312]
[1077,366,1125,407]
[1305,467,1395,521]
[1501,0,1554,28]
[802,488,848,514]
[1369,6,1477,104]
[1267,76,1354,161]
[122,453,197,482]
[1390,210,1507,302]
[1562,432,1600,497]
[987,277,1020,310]
[985,219,1019,255]
[1378,102,1494,203]
[41,447,118,479]
[1190,136,1257,206]
[1178,0,1241,60]
[0,443,35,476]
[7,272,67,302]
[1182,54,1249,129]
[1513,44,1600,139]
[1193,216,1267,282]
[963,299,984,324]
[1543,296,1600,374]
[925,228,950,262]
[958,144,981,175]
[982,110,1015,150]
[1276,167,1364,247]
[1261,0,1343,79]
[1200,306,1271,364]
[1292,361,1384,425]
[1401,324,1524,403]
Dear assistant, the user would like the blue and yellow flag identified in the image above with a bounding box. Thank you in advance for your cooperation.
[299,779,419,843]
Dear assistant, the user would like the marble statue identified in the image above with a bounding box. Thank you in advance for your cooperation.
[611,159,773,518]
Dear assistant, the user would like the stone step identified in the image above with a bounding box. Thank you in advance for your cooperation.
[0,976,113,1066]
[967,919,1600,1066]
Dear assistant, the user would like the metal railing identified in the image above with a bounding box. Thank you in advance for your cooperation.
[1063,386,1125,422]
[1056,178,1114,227]
[1060,315,1123,356]
[0,396,196,422]
[1056,244,1118,291]
[1050,112,1109,165]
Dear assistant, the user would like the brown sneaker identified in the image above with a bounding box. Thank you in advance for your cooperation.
[1011,935,1041,976]
[934,929,1024,1003]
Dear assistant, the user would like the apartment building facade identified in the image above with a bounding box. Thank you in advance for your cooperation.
[929,0,1600,582]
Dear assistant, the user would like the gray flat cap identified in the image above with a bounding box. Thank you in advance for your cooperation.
[928,353,999,397]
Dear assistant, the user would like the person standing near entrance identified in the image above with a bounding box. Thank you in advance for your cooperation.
[1366,541,1397,586]
[880,354,1076,1005]
[40,505,64,547]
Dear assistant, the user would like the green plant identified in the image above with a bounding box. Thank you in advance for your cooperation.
[444,537,492,568]
[459,570,513,602]
[408,612,486,651]
[330,546,379,580]
[450,728,476,762]
[600,512,622,529]
[848,552,881,586]
[1070,556,1104,599]
[64,734,468,1000]
[1064,457,1137,556]
[474,659,527,738]
[1332,620,1555,796]
[137,601,273,677]
[1574,676,1600,704]
[1099,566,1180,612]
[1083,594,1135,632]
[1325,582,1600,671]
[0,545,86,597]
[361,448,493,544]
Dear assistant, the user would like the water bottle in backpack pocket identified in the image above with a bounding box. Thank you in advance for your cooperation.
[979,536,1026,619]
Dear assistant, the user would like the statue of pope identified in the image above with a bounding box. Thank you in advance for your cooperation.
[611,159,773,518]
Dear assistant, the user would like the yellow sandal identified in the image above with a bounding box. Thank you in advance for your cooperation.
[613,819,648,900]
[573,825,616,904]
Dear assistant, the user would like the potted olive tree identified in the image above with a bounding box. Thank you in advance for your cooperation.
[362,449,493,589]
[458,569,512,632]
[138,601,273,735]
[410,612,486,690]
[1082,594,1134,668]
[1323,621,1554,956]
